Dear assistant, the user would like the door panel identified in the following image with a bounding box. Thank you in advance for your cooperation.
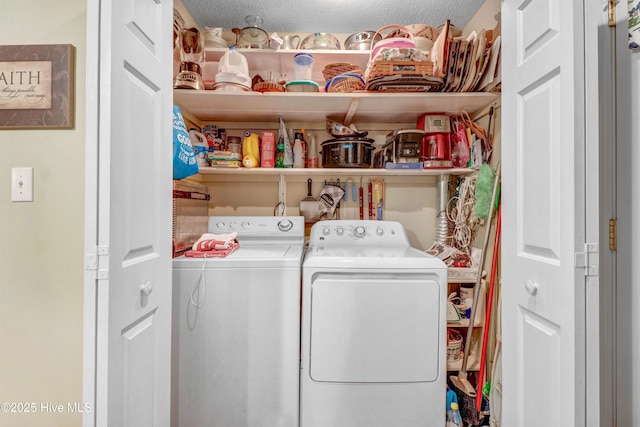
[85,0,173,426]
[121,310,157,427]
[518,307,561,425]
[519,69,561,261]
[502,0,586,426]
[518,0,559,62]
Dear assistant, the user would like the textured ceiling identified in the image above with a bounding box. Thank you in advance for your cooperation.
[181,0,487,35]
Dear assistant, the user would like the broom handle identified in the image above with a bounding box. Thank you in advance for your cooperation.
[476,205,501,411]
[460,163,501,373]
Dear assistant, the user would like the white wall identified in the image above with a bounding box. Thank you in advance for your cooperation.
[0,1,86,426]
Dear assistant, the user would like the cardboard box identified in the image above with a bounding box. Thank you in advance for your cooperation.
[261,130,275,168]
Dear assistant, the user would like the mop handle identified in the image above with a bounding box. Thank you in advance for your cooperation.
[461,163,501,373]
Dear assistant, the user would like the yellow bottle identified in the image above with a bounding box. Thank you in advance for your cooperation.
[242,130,260,168]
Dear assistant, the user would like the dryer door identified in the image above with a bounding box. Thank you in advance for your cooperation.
[309,272,442,383]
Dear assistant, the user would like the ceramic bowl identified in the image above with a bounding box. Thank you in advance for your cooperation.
[300,32,341,50]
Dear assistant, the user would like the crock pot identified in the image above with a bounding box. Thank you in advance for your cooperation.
[321,138,375,168]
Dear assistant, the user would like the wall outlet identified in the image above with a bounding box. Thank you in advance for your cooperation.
[11,167,34,202]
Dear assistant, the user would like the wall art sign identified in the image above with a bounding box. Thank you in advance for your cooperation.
[0,44,74,129]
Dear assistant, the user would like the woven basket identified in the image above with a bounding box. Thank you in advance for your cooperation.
[368,60,434,79]
[322,63,361,82]
[253,81,285,93]
[326,74,365,93]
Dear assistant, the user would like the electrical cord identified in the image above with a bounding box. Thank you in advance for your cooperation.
[190,256,210,308]
[447,175,478,252]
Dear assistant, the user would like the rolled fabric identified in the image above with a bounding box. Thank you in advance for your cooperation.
[192,232,238,251]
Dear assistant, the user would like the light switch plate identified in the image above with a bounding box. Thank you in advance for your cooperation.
[11,167,33,202]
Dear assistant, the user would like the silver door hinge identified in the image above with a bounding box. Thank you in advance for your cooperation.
[575,243,599,277]
[84,246,109,280]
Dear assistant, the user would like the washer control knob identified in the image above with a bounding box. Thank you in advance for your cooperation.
[376,227,384,236]
[336,227,344,236]
[229,221,237,228]
[241,221,250,228]
[353,226,366,238]
[215,222,225,228]
[322,227,331,236]
[277,219,293,231]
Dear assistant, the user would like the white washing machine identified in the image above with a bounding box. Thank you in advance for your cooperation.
[300,220,447,427]
[172,216,304,427]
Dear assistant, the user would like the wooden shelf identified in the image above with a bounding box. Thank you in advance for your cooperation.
[447,319,484,328]
[174,89,499,123]
[196,166,475,177]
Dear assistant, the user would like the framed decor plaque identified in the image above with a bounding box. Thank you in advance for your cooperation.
[0,44,74,129]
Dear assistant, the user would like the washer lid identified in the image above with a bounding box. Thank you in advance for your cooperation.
[173,244,304,269]
[303,245,447,270]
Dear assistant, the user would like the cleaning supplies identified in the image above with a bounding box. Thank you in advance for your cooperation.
[474,163,497,220]
[242,130,260,168]
[260,130,275,168]
[306,133,318,168]
[293,132,306,168]
[449,161,500,415]
[276,117,293,168]
[189,127,209,167]
[446,402,463,427]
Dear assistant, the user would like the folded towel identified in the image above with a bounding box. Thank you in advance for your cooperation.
[184,241,240,258]
[192,232,238,251]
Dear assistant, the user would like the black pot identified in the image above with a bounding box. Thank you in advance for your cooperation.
[321,138,375,168]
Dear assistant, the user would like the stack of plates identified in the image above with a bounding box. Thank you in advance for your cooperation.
[213,71,252,92]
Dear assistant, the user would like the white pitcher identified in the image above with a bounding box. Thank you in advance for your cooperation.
[281,34,300,50]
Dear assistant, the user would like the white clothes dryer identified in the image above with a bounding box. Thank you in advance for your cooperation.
[172,216,304,427]
[300,220,447,427]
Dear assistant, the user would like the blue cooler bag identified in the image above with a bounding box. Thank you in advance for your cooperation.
[173,105,199,180]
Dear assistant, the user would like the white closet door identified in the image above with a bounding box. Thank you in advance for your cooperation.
[615,0,640,425]
[84,0,174,426]
[502,0,587,426]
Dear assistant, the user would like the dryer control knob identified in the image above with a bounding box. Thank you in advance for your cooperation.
[229,221,237,228]
[277,219,293,231]
[336,227,344,235]
[215,222,225,228]
[241,221,250,228]
[353,226,366,238]
[322,227,331,236]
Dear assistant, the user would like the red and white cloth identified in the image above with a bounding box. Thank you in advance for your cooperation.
[184,232,240,258]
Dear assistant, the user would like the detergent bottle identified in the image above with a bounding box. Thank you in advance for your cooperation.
[242,130,260,168]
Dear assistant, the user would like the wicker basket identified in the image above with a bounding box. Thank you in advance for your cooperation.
[322,63,361,82]
[368,60,434,79]
[326,73,365,93]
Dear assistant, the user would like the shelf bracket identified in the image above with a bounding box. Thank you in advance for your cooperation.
[343,98,360,125]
